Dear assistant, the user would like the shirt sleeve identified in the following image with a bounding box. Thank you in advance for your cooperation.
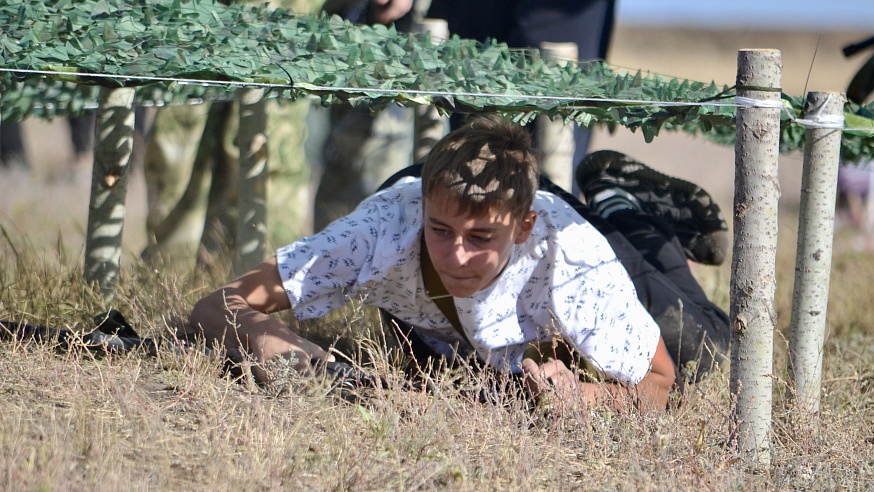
[275,202,381,320]
[562,258,661,385]
[542,206,661,385]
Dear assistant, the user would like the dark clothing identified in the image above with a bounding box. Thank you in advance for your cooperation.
[539,177,731,380]
[427,0,614,61]
[427,0,616,181]
[378,164,731,382]
[0,121,28,168]
[69,115,94,157]
[313,0,616,230]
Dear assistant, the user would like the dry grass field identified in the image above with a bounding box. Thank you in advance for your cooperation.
[1,26,873,490]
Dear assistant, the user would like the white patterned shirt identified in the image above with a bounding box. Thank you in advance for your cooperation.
[277,179,660,384]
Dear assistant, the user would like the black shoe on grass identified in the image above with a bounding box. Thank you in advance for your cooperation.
[576,150,729,266]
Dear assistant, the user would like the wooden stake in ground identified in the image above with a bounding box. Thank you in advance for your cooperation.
[729,49,782,468]
[536,41,578,192]
[84,87,135,302]
[788,91,845,414]
[235,88,268,276]
[413,18,450,163]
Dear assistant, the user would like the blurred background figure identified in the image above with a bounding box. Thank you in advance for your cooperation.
[311,0,616,230]
[837,34,874,251]
[0,116,94,170]
[427,0,615,164]
[67,115,96,167]
[844,35,874,105]
[309,0,418,231]
[0,120,28,169]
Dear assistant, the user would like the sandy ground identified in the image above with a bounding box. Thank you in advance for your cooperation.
[1,27,870,259]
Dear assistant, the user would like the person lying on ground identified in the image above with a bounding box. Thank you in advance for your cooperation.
[190,115,731,413]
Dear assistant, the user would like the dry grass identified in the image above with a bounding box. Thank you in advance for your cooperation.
[2,20,871,491]
[1,215,873,492]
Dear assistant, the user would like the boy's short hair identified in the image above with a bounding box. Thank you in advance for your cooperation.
[421,115,539,219]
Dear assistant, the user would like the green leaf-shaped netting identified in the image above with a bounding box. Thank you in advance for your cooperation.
[1,0,873,161]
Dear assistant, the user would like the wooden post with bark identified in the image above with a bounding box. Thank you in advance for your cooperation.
[235,88,269,276]
[536,42,578,192]
[413,18,450,162]
[788,91,845,414]
[729,49,782,468]
[84,87,136,302]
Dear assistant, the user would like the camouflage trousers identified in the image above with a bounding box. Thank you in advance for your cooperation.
[309,102,420,232]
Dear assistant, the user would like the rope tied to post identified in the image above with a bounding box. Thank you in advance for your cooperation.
[735,94,846,130]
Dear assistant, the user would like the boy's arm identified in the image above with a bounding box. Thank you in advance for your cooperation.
[189,256,333,381]
[521,337,676,413]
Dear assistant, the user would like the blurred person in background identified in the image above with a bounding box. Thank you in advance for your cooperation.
[837,34,874,251]
[311,0,616,230]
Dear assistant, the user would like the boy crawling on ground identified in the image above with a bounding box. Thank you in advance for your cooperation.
[190,115,730,412]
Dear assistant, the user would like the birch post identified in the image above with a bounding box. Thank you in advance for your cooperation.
[536,42,578,192]
[84,87,136,302]
[729,49,782,468]
[235,88,269,276]
[788,91,845,414]
[412,18,449,162]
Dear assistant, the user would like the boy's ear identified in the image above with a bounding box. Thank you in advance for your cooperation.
[514,211,537,244]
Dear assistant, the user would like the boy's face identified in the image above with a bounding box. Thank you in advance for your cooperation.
[423,192,536,298]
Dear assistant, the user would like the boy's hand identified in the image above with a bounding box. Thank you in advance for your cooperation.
[521,358,595,401]
[249,330,335,380]
[522,337,676,413]
[191,257,337,384]
[369,0,413,24]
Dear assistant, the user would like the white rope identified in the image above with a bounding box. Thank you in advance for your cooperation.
[300,82,745,108]
[793,93,846,130]
[795,114,845,130]
[0,67,870,133]
[0,67,291,89]
[734,96,784,109]
[0,67,741,108]
[735,94,848,130]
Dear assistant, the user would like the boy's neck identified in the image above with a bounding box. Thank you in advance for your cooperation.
[420,237,467,341]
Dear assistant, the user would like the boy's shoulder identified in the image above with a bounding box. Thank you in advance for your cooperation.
[367,176,422,204]
[530,190,617,265]
[532,190,587,223]
[353,179,424,256]
[361,178,423,224]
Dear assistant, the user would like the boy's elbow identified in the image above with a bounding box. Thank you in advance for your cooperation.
[652,367,676,409]
[189,293,214,337]
[638,337,677,411]
[633,367,674,413]
[190,288,239,340]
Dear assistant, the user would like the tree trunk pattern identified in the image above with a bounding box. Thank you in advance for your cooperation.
[84,87,135,302]
[235,89,269,275]
[536,42,579,192]
[788,92,845,414]
[730,49,782,468]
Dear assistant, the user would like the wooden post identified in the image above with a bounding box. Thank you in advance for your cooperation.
[235,88,268,275]
[84,87,136,302]
[412,18,449,163]
[788,91,845,414]
[729,49,782,468]
[536,42,578,191]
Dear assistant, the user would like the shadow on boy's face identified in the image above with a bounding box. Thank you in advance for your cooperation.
[422,192,536,298]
